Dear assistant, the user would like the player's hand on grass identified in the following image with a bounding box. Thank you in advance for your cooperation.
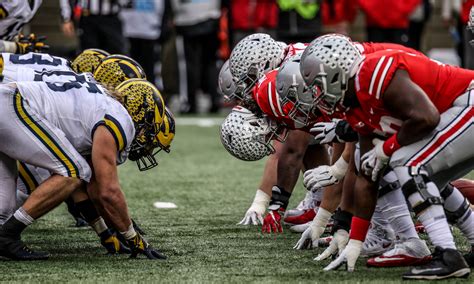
[100,229,131,254]
[127,233,167,260]
[293,221,326,249]
[262,209,284,233]
[314,229,349,261]
[323,239,363,272]
[261,186,290,234]
[294,208,332,249]
[237,189,269,225]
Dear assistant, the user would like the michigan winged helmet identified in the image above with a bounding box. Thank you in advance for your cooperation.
[94,54,146,88]
[116,79,165,170]
[71,48,110,73]
[155,107,175,153]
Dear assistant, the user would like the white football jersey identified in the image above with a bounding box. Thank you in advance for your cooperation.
[15,81,135,164]
[1,52,71,82]
[0,0,42,40]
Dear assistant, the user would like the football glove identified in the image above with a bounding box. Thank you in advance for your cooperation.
[323,239,363,272]
[99,229,131,254]
[294,208,332,250]
[15,33,49,54]
[361,138,389,182]
[261,186,291,234]
[238,189,270,225]
[311,120,343,144]
[314,229,349,262]
[303,157,348,191]
[127,233,167,260]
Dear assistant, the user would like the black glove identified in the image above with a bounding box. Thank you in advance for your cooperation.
[16,33,49,54]
[127,233,167,260]
[99,229,131,254]
[335,120,358,142]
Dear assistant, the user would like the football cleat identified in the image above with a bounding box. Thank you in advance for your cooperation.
[71,48,110,73]
[286,189,321,217]
[289,221,311,233]
[360,223,395,257]
[116,79,165,171]
[284,208,316,225]
[94,54,146,88]
[0,236,49,260]
[367,238,432,267]
[403,247,470,280]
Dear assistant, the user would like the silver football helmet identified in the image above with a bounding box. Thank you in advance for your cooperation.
[300,34,362,114]
[229,33,287,100]
[220,106,286,161]
[218,60,236,100]
[276,54,316,126]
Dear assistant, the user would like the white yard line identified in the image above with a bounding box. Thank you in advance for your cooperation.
[175,117,223,127]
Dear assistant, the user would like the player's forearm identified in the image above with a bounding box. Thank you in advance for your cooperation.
[319,181,343,213]
[88,181,131,231]
[352,175,378,220]
[397,113,439,146]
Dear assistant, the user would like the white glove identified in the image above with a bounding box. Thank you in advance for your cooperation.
[314,229,349,261]
[310,119,342,144]
[237,189,270,225]
[303,157,348,191]
[361,138,390,182]
[293,208,332,250]
[323,239,363,272]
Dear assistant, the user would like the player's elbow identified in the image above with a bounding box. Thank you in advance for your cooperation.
[420,109,440,133]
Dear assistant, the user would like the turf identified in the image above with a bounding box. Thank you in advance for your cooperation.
[1,121,472,283]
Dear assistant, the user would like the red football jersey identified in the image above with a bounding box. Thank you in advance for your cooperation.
[347,49,474,137]
[355,42,423,56]
[283,42,308,61]
[252,70,324,131]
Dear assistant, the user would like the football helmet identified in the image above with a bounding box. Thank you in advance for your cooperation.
[218,60,237,100]
[276,54,317,126]
[220,106,287,161]
[300,34,362,115]
[71,48,110,73]
[155,107,175,153]
[116,79,165,171]
[229,33,286,100]
[94,55,146,88]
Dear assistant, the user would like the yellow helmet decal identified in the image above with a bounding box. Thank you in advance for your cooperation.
[156,107,175,152]
[93,55,146,88]
[71,48,109,73]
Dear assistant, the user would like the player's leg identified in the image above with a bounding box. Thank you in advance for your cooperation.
[390,93,474,279]
[0,153,18,225]
[367,170,431,267]
[0,87,90,260]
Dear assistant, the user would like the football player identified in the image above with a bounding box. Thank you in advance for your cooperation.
[0,75,166,260]
[225,34,331,230]
[299,34,474,279]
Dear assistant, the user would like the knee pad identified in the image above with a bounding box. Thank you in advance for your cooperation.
[441,183,472,224]
[401,174,443,215]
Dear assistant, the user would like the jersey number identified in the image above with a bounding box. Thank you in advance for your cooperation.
[10,54,62,66]
[34,70,101,94]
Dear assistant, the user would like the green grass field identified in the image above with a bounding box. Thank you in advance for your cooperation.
[1,119,472,283]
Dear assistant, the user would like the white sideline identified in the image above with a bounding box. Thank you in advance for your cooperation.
[175,117,222,127]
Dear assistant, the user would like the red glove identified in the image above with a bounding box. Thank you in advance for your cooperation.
[262,208,284,233]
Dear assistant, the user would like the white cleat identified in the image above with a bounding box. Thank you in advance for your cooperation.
[367,238,432,267]
[361,224,395,257]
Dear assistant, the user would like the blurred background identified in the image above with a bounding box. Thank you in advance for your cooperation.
[27,0,472,114]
